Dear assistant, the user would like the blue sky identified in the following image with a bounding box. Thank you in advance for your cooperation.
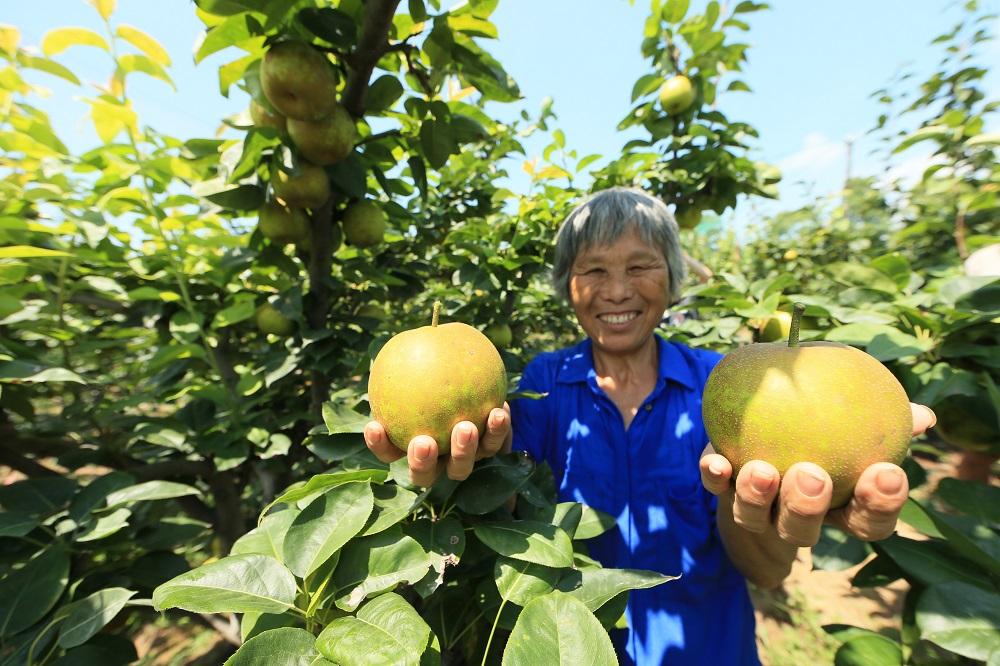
[6,1,999,227]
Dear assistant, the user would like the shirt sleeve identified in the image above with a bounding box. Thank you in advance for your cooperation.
[509,358,552,464]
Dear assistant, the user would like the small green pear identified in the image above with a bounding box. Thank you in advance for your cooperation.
[342,200,386,248]
[255,303,295,336]
[260,41,339,121]
[659,75,696,114]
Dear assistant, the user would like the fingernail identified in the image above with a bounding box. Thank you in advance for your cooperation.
[921,405,937,428]
[877,468,904,495]
[459,424,474,442]
[708,461,725,476]
[751,469,775,493]
[490,411,505,429]
[414,443,430,461]
[796,470,825,497]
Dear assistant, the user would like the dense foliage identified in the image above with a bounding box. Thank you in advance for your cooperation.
[0,0,996,664]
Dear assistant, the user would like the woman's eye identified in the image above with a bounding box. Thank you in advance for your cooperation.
[585,268,605,276]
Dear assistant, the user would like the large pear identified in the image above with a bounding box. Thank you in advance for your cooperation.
[260,41,339,121]
[272,162,330,210]
[703,314,912,507]
[258,201,310,246]
[368,306,508,455]
[287,104,357,166]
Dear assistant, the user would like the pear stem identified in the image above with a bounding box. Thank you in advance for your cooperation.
[788,303,806,347]
[432,300,441,327]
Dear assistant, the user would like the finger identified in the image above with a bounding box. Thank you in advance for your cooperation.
[477,404,512,460]
[364,421,404,463]
[775,462,833,547]
[732,460,781,533]
[447,422,478,481]
[699,452,733,496]
[407,435,441,487]
[827,463,908,542]
[910,403,937,436]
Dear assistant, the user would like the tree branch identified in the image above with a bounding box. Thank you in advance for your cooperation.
[342,0,403,117]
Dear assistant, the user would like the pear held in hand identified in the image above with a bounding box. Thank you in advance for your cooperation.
[368,302,507,455]
[702,304,912,507]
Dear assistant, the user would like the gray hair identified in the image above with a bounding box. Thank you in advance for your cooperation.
[551,187,686,304]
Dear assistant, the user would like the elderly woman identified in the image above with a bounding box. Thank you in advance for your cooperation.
[365,187,935,666]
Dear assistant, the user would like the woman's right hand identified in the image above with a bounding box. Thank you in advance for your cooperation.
[364,403,513,487]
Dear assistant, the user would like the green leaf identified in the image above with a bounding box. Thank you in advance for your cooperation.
[117,54,175,90]
[630,74,663,102]
[663,0,690,23]
[833,633,902,666]
[875,535,987,589]
[966,131,1000,147]
[317,593,438,666]
[935,478,1000,525]
[239,611,301,642]
[116,25,171,66]
[366,75,404,113]
[0,547,70,637]
[362,484,419,536]
[283,483,375,578]
[332,528,431,611]
[453,456,533,514]
[264,469,387,515]
[405,516,465,597]
[0,511,38,537]
[502,591,618,665]
[557,567,676,612]
[826,262,899,293]
[0,360,85,384]
[812,526,870,571]
[322,401,370,435]
[41,27,110,56]
[201,184,265,210]
[298,7,357,49]
[224,627,332,666]
[105,480,201,508]
[18,54,81,85]
[905,498,1000,575]
[212,296,257,328]
[420,117,456,169]
[916,582,1000,661]
[76,507,131,542]
[495,557,562,607]
[58,588,136,648]
[870,253,912,291]
[0,245,71,258]
[233,509,300,561]
[152,554,297,614]
[473,520,574,568]
[195,13,256,63]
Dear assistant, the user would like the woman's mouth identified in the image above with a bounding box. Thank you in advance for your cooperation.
[599,311,639,326]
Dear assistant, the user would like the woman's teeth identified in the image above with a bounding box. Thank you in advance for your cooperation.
[601,312,637,324]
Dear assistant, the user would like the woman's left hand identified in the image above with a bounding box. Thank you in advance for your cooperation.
[699,402,937,546]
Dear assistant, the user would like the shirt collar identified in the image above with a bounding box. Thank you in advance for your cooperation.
[555,335,697,390]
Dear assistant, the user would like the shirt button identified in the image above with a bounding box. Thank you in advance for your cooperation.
[644,404,653,411]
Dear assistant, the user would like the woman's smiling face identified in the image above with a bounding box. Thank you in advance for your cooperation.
[568,227,671,356]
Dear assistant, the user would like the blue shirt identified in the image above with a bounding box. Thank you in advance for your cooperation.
[510,336,759,666]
